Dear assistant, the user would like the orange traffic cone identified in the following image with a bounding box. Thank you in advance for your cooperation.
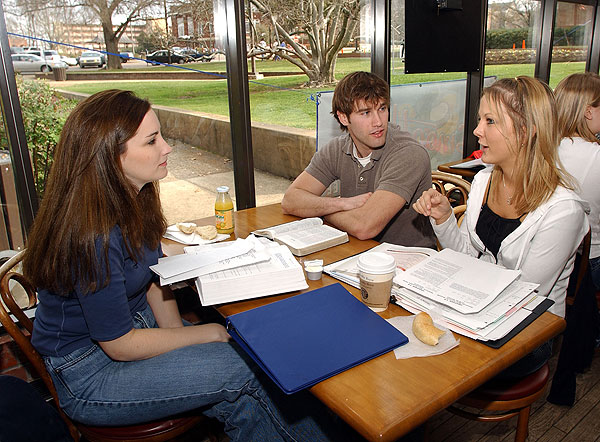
[512,43,516,49]
[522,39,526,49]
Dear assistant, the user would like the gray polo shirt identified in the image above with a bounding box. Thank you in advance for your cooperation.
[306,124,436,248]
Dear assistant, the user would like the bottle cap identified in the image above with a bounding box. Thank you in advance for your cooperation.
[217,186,229,193]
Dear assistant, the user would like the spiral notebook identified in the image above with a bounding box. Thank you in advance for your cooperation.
[226,283,408,394]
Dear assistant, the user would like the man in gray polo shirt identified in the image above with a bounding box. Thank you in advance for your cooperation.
[281,71,436,248]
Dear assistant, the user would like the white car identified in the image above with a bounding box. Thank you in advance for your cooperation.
[60,55,78,66]
[11,54,67,73]
[78,51,104,68]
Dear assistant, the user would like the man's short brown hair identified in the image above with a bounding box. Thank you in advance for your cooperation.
[331,71,390,131]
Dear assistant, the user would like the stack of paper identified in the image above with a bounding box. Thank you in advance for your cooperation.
[195,241,308,305]
[151,235,308,306]
[325,246,542,343]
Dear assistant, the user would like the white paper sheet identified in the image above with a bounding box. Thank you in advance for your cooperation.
[150,238,253,280]
[394,249,521,314]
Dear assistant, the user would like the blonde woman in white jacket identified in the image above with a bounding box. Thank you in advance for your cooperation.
[414,76,589,377]
[555,72,600,291]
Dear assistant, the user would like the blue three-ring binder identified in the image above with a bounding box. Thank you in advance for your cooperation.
[226,283,409,394]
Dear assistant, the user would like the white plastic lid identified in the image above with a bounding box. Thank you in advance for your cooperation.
[357,252,396,274]
[217,186,229,193]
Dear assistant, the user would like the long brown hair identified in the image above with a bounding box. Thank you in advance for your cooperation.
[23,90,167,295]
[482,76,570,214]
[555,72,600,143]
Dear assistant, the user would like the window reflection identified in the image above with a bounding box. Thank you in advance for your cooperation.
[550,1,595,88]
[485,0,541,79]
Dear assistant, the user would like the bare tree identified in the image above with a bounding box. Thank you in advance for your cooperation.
[489,0,539,30]
[84,0,157,69]
[248,0,363,86]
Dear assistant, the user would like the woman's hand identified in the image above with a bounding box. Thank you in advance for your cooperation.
[413,189,454,225]
[195,323,231,343]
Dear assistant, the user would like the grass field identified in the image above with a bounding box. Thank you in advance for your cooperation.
[58,59,587,130]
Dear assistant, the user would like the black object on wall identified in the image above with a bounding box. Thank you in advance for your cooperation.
[405,0,483,73]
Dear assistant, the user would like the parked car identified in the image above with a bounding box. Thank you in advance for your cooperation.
[119,52,135,62]
[178,48,203,60]
[60,55,78,66]
[24,49,61,63]
[11,54,67,73]
[146,50,192,65]
[77,51,104,68]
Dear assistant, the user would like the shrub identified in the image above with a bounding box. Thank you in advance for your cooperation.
[0,77,76,199]
[486,26,589,49]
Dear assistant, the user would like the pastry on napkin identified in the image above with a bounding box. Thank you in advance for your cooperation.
[386,315,459,359]
[164,223,229,245]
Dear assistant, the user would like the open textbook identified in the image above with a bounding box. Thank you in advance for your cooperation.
[252,217,348,256]
[324,244,540,343]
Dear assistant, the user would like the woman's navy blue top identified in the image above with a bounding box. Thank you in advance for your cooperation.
[31,226,160,357]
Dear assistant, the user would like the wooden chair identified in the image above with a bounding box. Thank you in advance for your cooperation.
[431,170,472,208]
[0,250,215,442]
[445,232,594,439]
[446,363,549,442]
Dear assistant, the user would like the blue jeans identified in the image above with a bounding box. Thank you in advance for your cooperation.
[44,305,349,441]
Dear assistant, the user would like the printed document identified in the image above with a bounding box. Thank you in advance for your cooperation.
[394,248,521,314]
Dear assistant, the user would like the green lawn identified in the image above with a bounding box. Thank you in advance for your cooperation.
[59,59,587,130]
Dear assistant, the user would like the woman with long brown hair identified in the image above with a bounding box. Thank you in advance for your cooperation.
[24,90,346,441]
[413,76,589,376]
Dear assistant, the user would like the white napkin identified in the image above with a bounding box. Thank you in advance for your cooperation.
[387,315,459,359]
[163,224,230,245]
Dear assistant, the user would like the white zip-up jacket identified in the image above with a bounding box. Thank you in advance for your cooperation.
[431,167,589,318]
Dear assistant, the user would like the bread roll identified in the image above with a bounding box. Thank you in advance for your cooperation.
[195,225,218,240]
[176,222,197,234]
[412,312,445,346]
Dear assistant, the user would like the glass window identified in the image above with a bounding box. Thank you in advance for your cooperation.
[549,1,595,88]
[4,3,233,226]
[390,0,468,168]
[244,0,371,202]
[485,0,541,79]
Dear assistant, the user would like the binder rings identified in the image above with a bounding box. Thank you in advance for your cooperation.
[226,283,408,394]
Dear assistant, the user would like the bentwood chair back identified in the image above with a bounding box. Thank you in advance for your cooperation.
[431,171,472,207]
[0,250,213,442]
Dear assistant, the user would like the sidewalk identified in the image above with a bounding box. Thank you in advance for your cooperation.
[160,138,293,224]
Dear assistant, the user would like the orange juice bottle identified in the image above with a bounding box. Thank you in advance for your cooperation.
[215,186,234,234]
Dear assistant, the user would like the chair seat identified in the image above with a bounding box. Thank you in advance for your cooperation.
[79,415,205,441]
[468,363,549,402]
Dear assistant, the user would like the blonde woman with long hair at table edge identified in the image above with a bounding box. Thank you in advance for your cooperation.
[413,76,589,378]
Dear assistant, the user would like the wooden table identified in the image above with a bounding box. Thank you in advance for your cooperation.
[437,157,485,181]
[162,203,566,442]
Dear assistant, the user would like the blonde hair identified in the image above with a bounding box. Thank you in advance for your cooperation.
[554,72,600,144]
[482,76,570,214]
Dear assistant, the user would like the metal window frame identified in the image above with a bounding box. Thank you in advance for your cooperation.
[0,0,38,242]
[372,0,391,84]
[587,0,600,72]
[224,0,256,210]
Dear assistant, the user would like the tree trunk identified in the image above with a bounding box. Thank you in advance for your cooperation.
[102,22,122,70]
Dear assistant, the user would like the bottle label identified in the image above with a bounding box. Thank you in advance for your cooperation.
[215,208,234,232]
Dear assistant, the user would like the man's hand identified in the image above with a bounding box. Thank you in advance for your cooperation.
[340,192,372,211]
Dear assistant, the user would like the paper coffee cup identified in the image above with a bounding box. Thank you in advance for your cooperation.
[357,252,396,312]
